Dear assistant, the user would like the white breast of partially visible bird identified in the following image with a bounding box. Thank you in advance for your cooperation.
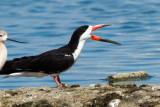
[0,43,7,71]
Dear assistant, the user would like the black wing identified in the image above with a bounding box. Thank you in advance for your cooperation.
[0,49,74,74]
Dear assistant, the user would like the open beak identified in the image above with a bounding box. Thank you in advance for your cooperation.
[91,35,121,45]
[7,38,27,43]
[91,24,121,45]
[92,24,112,31]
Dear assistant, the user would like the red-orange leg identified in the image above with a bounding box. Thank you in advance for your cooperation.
[53,76,59,86]
[57,75,61,84]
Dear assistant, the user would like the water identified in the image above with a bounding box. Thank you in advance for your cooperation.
[0,0,160,90]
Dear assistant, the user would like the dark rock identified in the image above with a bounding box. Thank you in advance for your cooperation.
[12,99,52,107]
[70,84,80,88]
[85,93,122,107]
[5,90,18,96]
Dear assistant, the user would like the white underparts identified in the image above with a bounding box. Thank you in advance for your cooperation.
[72,40,86,61]
[4,72,49,78]
[0,42,7,71]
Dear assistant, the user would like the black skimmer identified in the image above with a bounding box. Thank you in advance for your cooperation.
[0,30,26,71]
[0,24,121,86]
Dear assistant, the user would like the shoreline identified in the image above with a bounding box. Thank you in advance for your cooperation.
[0,83,160,107]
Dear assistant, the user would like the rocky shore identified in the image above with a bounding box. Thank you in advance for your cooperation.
[0,83,160,107]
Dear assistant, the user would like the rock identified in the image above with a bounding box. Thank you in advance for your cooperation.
[0,84,160,106]
[70,84,80,88]
[5,90,18,96]
[108,99,121,107]
[89,84,95,87]
[60,82,70,87]
[106,71,149,83]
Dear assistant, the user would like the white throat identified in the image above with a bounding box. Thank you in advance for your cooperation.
[72,40,86,61]
[72,26,92,61]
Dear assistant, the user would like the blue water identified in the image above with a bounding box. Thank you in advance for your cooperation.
[0,0,160,90]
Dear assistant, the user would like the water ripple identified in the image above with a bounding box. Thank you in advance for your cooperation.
[0,0,160,89]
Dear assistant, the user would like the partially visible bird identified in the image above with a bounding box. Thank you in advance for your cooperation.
[0,30,26,70]
[0,24,121,86]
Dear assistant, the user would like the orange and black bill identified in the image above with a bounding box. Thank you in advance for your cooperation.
[91,24,121,45]
[91,35,121,45]
[92,24,112,31]
[7,38,27,43]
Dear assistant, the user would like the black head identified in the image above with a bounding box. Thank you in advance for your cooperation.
[67,24,121,52]
[68,25,89,45]
[68,25,90,52]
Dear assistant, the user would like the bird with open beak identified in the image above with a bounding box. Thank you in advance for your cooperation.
[0,24,121,86]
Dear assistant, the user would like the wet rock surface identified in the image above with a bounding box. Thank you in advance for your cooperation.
[106,71,149,84]
[0,84,160,107]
